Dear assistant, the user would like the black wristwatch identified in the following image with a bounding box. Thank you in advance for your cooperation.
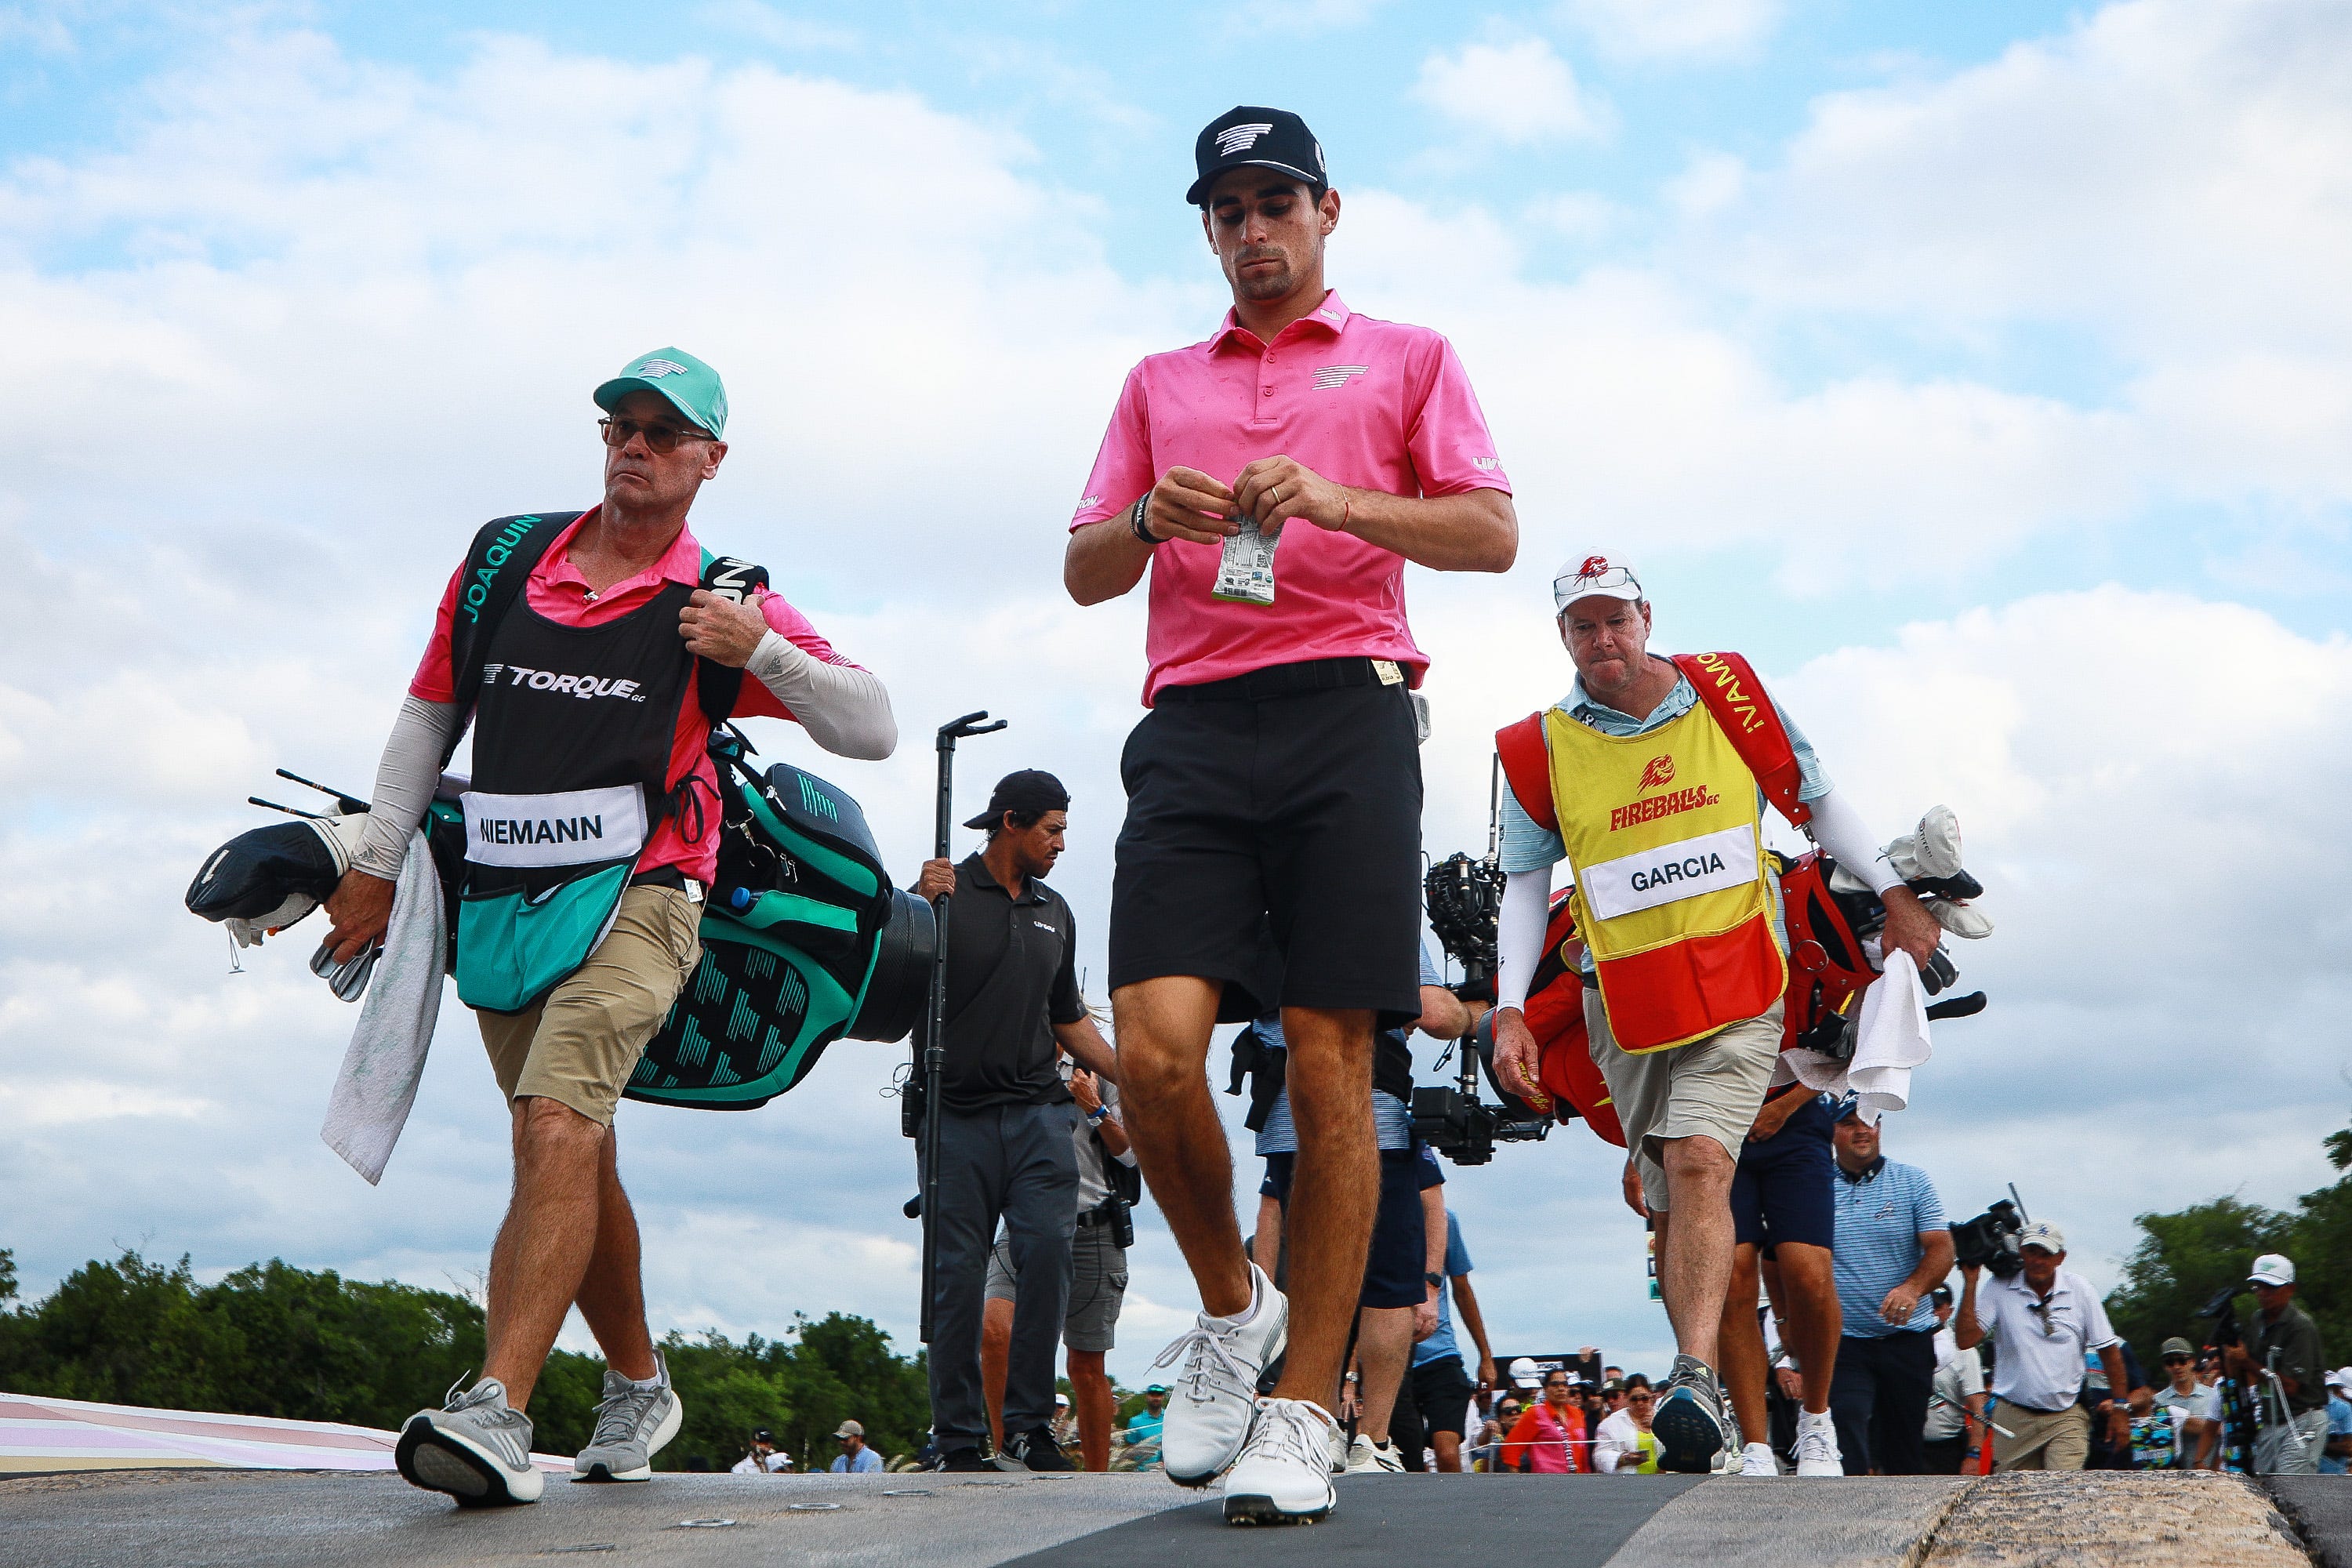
[1425,1271,1444,1290]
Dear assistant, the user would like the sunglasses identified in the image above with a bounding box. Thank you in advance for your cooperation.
[599,416,716,454]
[2164,1355,2191,1365]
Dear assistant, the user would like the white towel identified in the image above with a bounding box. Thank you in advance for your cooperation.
[320,829,445,1184]
[1773,949,1934,1123]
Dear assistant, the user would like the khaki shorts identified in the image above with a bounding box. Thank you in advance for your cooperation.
[1994,1403,2089,1471]
[986,1218,1129,1354]
[1586,986,1782,1214]
[475,884,702,1127]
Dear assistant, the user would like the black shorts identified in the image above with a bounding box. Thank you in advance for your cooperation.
[1410,1354,1478,1437]
[1730,1091,1835,1254]
[1261,1145,1427,1309]
[1109,661,1422,1025]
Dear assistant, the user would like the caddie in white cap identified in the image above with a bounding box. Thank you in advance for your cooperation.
[2226,1250,2332,1473]
[1490,551,1947,1479]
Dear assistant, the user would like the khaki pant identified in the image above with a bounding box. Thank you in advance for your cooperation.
[1586,989,1783,1213]
[474,885,702,1126]
[1994,1403,2089,1471]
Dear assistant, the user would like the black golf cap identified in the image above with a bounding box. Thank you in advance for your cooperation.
[964,769,1071,831]
[1186,105,1327,206]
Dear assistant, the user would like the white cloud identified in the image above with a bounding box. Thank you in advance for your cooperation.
[1557,0,1782,61]
[1412,38,1609,146]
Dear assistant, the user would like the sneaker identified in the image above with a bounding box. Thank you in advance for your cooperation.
[396,1377,544,1506]
[1651,1354,1728,1474]
[1342,1434,1405,1473]
[1150,1264,1289,1487]
[1713,1404,1746,1475]
[1795,1410,1845,1477]
[572,1352,683,1482]
[995,1426,1076,1472]
[1223,1399,1339,1526]
[929,1446,995,1472]
[1739,1441,1779,1477]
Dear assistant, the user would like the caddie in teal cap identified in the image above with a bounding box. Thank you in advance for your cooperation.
[594,347,728,440]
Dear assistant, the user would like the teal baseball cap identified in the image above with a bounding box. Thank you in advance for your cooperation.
[593,347,728,440]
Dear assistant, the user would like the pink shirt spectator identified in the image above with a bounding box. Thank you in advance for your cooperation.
[411,507,864,887]
[1070,292,1510,706]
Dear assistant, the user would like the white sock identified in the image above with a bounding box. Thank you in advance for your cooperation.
[1798,1408,1832,1426]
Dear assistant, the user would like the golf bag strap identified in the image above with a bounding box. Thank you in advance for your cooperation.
[1669,652,1812,828]
[1494,713,1556,836]
[446,512,576,749]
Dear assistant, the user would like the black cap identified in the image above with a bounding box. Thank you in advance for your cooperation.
[754,1428,774,1442]
[963,769,1071,831]
[1186,106,1327,206]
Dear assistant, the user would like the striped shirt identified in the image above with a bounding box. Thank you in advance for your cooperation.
[1832,1156,1948,1338]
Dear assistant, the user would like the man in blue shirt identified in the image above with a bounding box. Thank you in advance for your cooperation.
[1403,1207,1497,1472]
[1827,1106,1952,1475]
[828,1420,884,1473]
[2321,1369,2352,1475]
[1123,1385,1168,1471]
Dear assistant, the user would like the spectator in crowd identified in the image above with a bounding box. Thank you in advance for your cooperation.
[731,1429,791,1474]
[829,1421,884,1474]
[2082,1336,2153,1470]
[1955,1221,2130,1469]
[2322,1369,2352,1475]
[1503,1369,1588,1473]
[1247,939,1467,1473]
[1595,1383,1661,1474]
[1922,1288,1986,1473]
[1123,1385,1168,1472]
[2126,1384,2186,1470]
[913,772,1118,1474]
[981,1053,1139,1471]
[1722,1083,1846,1478]
[2226,1254,2329,1475]
[1396,1204,1498,1473]
[2154,1337,2220,1469]
[1828,1107,1953,1475]
[1605,1364,1624,1385]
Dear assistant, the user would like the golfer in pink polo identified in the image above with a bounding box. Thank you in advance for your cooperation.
[1063,105,1516,1525]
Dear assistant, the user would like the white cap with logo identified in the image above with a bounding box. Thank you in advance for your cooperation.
[1507,1356,1542,1389]
[2249,1253,2296,1287]
[2018,1221,2066,1254]
[1552,554,1643,613]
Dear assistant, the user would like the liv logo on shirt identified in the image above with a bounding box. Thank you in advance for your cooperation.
[1315,364,1370,389]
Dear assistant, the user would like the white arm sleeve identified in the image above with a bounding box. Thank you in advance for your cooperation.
[1496,866,1555,1014]
[350,696,462,880]
[1806,787,1904,895]
[746,632,898,760]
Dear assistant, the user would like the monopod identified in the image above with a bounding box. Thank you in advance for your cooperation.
[918,710,1007,1345]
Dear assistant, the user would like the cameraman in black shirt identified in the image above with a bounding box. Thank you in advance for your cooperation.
[914,771,1120,1472]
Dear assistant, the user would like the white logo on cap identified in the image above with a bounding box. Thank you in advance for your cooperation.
[633,359,690,378]
[1314,364,1369,389]
[1216,123,1275,155]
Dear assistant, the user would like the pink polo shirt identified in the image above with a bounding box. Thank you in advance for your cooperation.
[1069,291,1511,706]
[410,507,865,887]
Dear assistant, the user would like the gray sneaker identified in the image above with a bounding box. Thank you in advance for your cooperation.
[396,1377,544,1506]
[572,1350,684,1482]
[1652,1353,1728,1474]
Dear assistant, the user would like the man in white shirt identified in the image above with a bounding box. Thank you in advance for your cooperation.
[1922,1289,1986,1472]
[1954,1221,2130,1470]
[730,1429,791,1474]
[2152,1336,2220,1468]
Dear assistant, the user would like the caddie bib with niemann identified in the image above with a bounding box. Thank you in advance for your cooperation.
[456,583,698,1014]
[1543,700,1786,1053]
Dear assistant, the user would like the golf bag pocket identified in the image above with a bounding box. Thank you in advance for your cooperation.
[453,784,648,1014]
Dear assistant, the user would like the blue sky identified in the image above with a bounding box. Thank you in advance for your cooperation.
[3,0,2350,1399]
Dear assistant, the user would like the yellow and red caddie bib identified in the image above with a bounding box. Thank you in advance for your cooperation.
[1541,699,1787,1053]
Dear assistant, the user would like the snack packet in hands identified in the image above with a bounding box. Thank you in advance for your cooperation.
[1213,515,1283,605]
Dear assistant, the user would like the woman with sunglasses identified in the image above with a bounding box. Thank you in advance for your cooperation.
[1595,1380,1663,1474]
[1502,1372,1589,1473]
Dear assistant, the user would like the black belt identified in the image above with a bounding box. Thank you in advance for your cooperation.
[1075,1207,1112,1229]
[1156,657,1394,703]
